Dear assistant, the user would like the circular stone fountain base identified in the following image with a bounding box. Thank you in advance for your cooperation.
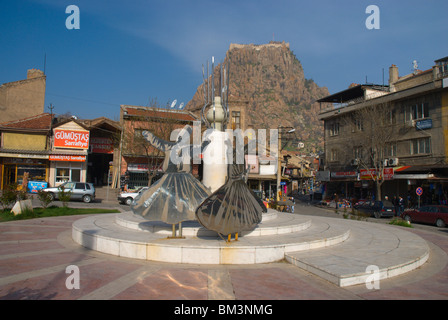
[72,209,429,287]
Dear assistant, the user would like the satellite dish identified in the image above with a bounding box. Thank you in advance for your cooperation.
[413,60,419,75]
[170,99,177,109]
[178,102,184,109]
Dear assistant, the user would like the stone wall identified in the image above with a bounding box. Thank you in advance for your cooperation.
[0,69,46,123]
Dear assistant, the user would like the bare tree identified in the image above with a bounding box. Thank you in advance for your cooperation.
[121,99,183,187]
[349,102,396,200]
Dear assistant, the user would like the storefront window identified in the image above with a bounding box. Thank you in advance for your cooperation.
[17,165,47,185]
[55,163,83,184]
[56,168,70,183]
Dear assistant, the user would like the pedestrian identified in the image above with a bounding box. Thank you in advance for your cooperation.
[399,196,404,216]
[334,193,339,209]
[392,196,399,217]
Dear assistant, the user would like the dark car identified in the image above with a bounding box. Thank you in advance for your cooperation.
[354,200,395,218]
[402,205,448,228]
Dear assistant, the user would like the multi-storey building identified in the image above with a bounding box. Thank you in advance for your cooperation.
[318,56,448,206]
[118,105,198,189]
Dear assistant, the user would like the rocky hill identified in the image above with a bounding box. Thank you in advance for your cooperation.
[185,41,329,152]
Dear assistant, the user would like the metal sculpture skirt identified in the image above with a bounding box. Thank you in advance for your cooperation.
[131,172,211,225]
[195,178,265,236]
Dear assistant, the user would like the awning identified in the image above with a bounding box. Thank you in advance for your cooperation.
[248,174,280,181]
[0,149,50,160]
[393,173,434,179]
[394,165,448,173]
[393,165,448,180]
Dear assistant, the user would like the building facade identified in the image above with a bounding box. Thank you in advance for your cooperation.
[0,114,122,191]
[119,105,198,190]
[318,56,448,206]
[0,113,52,190]
[80,117,121,187]
[48,119,90,186]
[0,69,46,123]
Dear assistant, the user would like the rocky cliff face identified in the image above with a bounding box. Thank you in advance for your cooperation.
[185,41,329,152]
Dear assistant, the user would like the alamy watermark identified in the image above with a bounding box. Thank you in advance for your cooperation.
[66,5,80,30]
[65,265,80,290]
[160,121,279,167]
[365,265,380,290]
[365,5,380,30]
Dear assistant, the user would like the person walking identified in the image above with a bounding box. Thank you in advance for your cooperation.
[399,196,404,216]
[392,196,399,217]
[290,196,295,213]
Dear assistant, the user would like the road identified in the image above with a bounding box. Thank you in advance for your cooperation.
[292,195,448,236]
[27,187,448,238]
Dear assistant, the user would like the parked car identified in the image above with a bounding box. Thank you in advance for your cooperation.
[353,200,395,218]
[118,187,149,205]
[402,205,448,227]
[353,199,368,207]
[43,182,95,203]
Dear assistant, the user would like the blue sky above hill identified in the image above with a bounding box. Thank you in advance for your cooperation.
[1,0,447,120]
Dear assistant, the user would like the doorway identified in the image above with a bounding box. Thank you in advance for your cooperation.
[2,165,16,189]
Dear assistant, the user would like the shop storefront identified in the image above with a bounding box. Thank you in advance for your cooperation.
[318,165,448,206]
[49,155,87,185]
[122,160,163,189]
[48,120,89,187]
[1,157,49,190]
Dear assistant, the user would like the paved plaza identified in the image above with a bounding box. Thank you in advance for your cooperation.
[0,193,447,301]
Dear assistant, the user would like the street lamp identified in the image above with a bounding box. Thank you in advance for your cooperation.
[277,126,296,202]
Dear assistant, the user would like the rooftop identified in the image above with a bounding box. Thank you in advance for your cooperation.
[121,105,198,122]
[0,113,52,131]
[317,84,389,104]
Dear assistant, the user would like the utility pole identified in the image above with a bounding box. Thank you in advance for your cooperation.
[277,126,296,202]
[48,103,55,131]
[277,128,282,202]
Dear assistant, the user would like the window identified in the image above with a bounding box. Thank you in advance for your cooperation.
[231,111,241,130]
[410,137,431,155]
[404,103,429,122]
[413,103,429,120]
[385,143,397,157]
[353,146,363,159]
[329,122,339,136]
[330,149,338,161]
[387,110,397,125]
[55,163,82,184]
[355,119,364,131]
[17,165,47,185]
[63,182,75,190]
[56,168,70,183]
[75,183,85,190]
[436,59,448,77]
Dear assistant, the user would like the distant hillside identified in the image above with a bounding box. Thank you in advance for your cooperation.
[185,41,329,152]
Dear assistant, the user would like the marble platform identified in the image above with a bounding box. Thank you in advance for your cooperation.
[72,210,429,287]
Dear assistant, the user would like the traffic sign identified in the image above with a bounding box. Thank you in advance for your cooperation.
[416,187,423,196]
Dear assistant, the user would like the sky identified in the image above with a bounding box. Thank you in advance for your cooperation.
[1,0,447,121]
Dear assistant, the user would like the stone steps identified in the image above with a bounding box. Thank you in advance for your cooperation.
[115,210,312,237]
[72,212,349,264]
[285,219,429,287]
